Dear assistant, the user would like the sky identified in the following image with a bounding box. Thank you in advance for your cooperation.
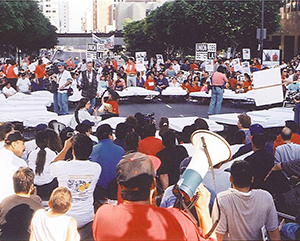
[68,0,93,32]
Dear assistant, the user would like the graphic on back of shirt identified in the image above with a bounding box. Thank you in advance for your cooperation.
[67,175,94,202]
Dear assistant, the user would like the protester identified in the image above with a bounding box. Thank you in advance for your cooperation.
[207,66,228,115]
[0,131,27,203]
[2,82,17,98]
[156,130,188,190]
[78,61,99,113]
[16,72,31,94]
[30,187,80,241]
[50,134,101,229]
[90,124,124,201]
[28,130,58,200]
[92,152,215,241]
[68,97,98,129]
[0,167,43,240]
[212,160,280,241]
[125,57,137,87]
[53,62,72,115]
[138,123,163,155]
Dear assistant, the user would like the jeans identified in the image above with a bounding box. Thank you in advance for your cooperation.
[282,223,300,240]
[58,92,68,115]
[53,92,59,114]
[294,103,300,133]
[208,86,224,115]
[88,97,96,114]
[127,75,136,87]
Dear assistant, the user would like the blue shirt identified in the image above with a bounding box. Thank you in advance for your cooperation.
[90,139,124,189]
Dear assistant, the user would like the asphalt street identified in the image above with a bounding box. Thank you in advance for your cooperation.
[116,99,251,123]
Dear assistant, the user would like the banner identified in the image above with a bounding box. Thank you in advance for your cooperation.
[92,34,114,50]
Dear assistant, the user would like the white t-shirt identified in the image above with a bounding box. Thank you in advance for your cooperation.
[22,139,37,162]
[31,209,80,241]
[50,160,101,228]
[2,86,16,97]
[28,147,57,186]
[0,148,28,203]
[68,109,96,129]
[16,77,31,93]
[56,70,72,92]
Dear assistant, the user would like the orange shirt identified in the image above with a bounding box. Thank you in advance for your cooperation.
[6,65,17,79]
[35,64,46,79]
[106,100,119,115]
[144,79,155,90]
[138,136,163,156]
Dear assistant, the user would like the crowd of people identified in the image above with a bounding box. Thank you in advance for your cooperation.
[2,108,300,240]
[2,52,300,240]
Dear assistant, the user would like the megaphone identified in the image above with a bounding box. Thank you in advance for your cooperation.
[173,130,231,201]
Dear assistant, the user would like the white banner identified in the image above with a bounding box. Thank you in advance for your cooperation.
[92,34,114,50]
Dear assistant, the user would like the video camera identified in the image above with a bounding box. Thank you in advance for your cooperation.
[46,63,59,76]
[285,90,300,102]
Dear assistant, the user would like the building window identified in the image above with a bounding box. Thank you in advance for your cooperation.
[53,10,56,13]
[46,4,50,7]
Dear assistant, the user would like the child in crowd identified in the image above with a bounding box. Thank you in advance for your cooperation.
[114,80,124,91]
[30,187,80,241]
[169,77,180,87]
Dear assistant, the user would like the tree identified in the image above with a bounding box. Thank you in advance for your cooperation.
[123,0,282,58]
[0,0,57,54]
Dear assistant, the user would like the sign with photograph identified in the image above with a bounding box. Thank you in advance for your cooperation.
[263,50,280,68]
[242,48,251,60]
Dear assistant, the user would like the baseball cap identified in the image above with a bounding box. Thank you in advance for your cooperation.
[35,124,47,132]
[82,119,95,127]
[5,131,26,145]
[57,62,65,66]
[21,72,26,77]
[116,152,161,185]
[249,124,264,135]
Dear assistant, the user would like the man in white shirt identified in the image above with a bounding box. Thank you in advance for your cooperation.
[16,72,31,94]
[54,62,72,115]
[0,131,27,203]
[50,134,101,228]
[2,82,16,98]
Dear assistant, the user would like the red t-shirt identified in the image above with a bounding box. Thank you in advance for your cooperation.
[106,100,119,115]
[273,133,300,154]
[138,136,163,156]
[35,64,46,79]
[144,79,156,90]
[93,203,212,241]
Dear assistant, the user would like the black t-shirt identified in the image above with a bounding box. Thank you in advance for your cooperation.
[0,195,43,240]
[244,149,274,189]
[156,145,188,186]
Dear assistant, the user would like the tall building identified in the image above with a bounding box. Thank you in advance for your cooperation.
[115,1,164,30]
[271,0,300,61]
[41,0,69,33]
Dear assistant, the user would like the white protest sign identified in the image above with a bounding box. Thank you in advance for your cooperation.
[242,48,251,60]
[195,43,217,61]
[232,58,241,72]
[263,50,280,68]
[156,54,164,65]
[86,43,97,60]
[252,68,283,106]
[135,52,147,65]
[205,59,214,72]
[241,62,251,74]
